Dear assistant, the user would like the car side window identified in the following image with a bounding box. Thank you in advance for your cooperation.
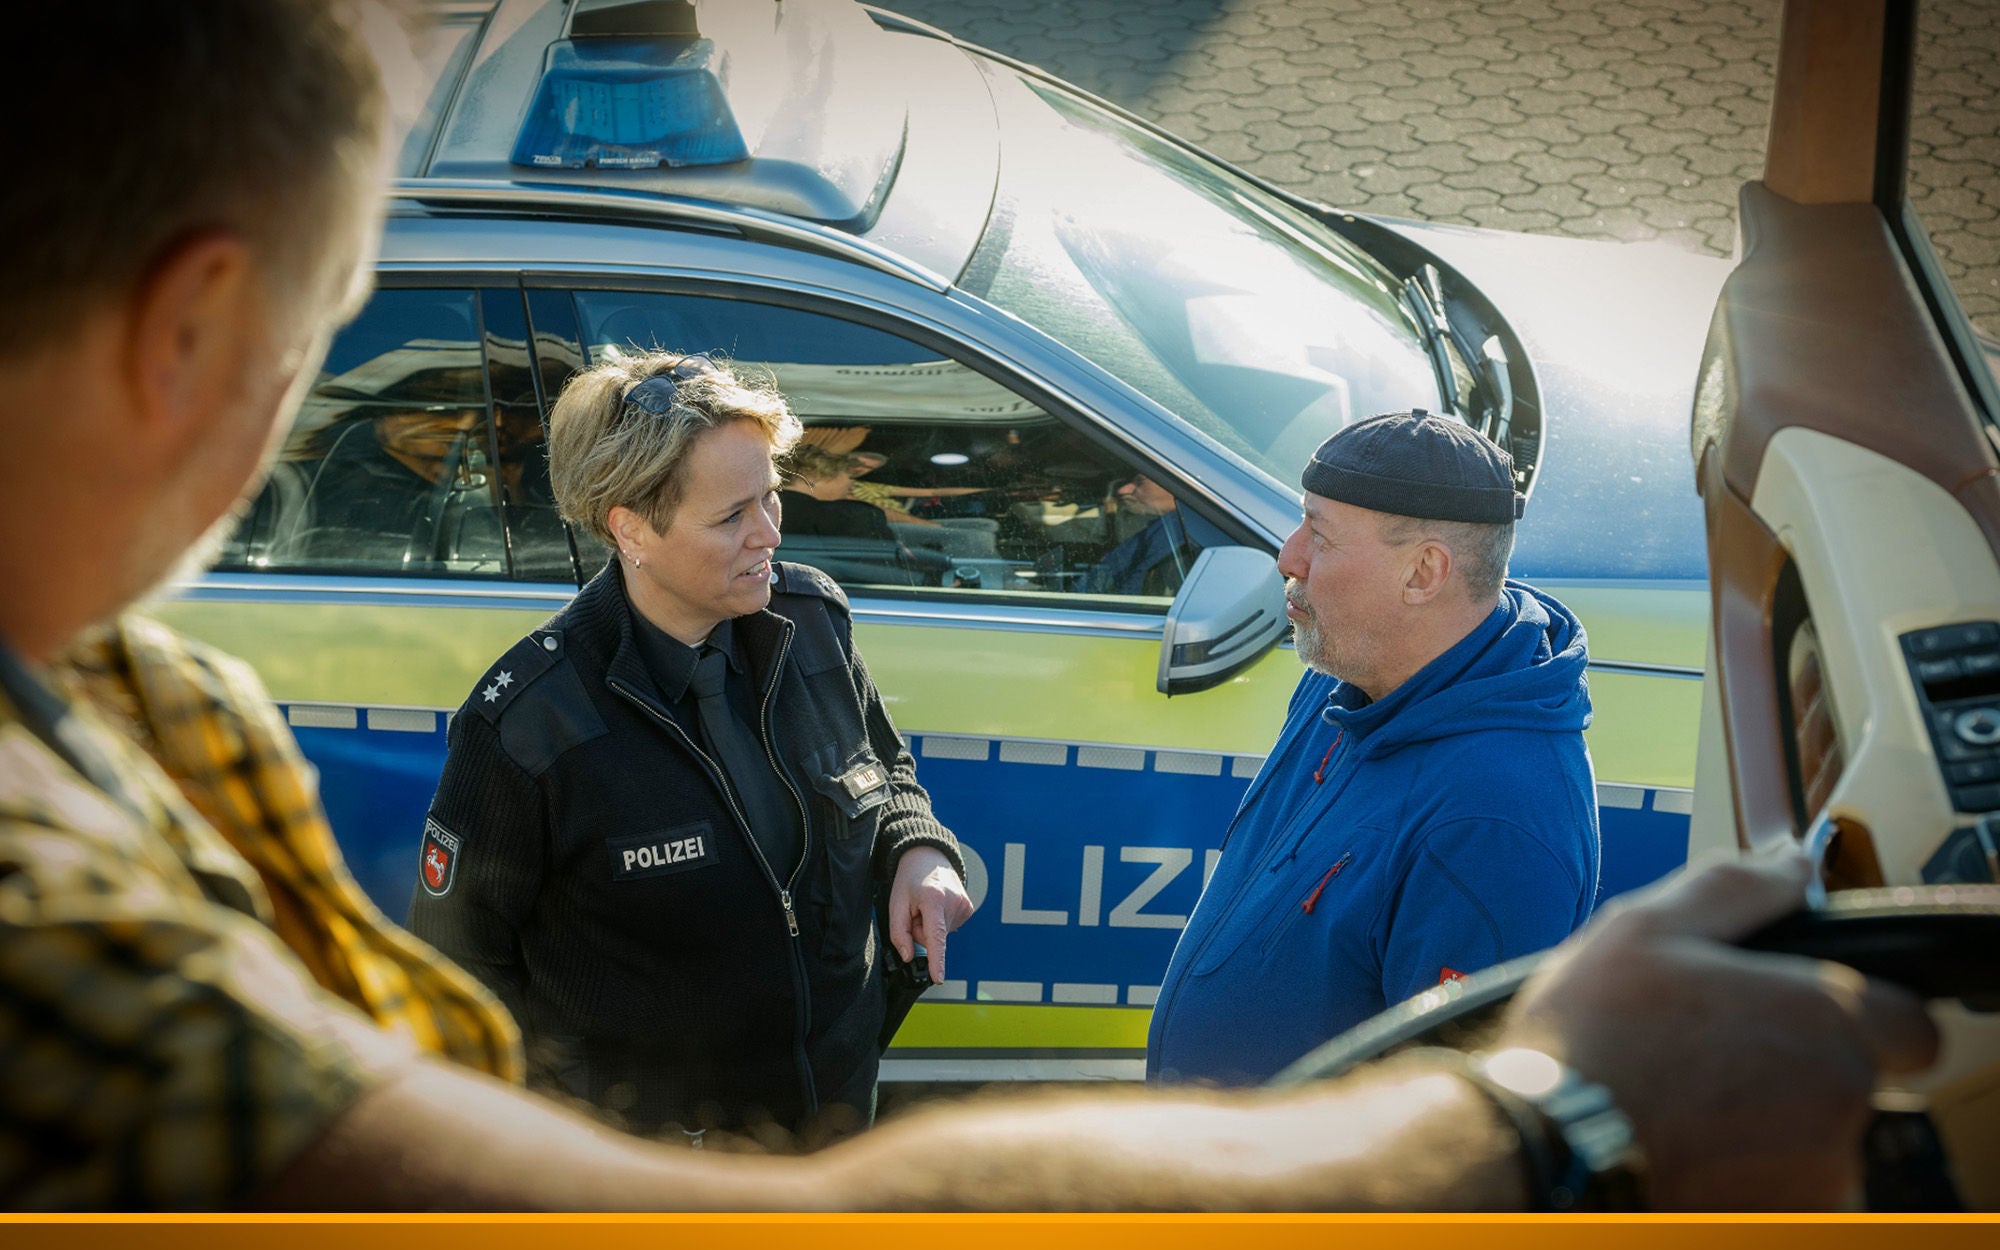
[481,289,577,582]
[220,288,513,579]
[568,290,1228,601]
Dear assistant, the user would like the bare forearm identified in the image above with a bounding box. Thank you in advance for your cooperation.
[258,1057,819,1211]
[816,1075,1527,1211]
[260,1056,1528,1211]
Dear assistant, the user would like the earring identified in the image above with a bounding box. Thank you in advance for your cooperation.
[627,552,642,569]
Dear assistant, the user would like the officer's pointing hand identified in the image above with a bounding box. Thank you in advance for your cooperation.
[889,846,975,983]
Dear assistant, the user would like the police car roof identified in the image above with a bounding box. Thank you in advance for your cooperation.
[408,0,911,230]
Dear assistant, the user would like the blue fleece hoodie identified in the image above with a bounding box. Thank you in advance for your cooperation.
[1147,581,1599,1086]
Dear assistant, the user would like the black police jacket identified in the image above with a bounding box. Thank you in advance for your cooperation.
[407,560,962,1137]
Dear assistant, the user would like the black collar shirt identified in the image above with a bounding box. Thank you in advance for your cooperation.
[625,602,804,880]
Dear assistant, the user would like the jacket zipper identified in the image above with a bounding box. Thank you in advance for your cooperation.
[754,627,818,1116]
[609,676,788,895]
[757,629,813,936]
[1153,725,1357,1046]
[608,631,820,1118]
[1301,851,1353,913]
[1281,730,1350,865]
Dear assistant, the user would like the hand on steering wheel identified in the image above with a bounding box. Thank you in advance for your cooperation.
[1275,855,1998,1210]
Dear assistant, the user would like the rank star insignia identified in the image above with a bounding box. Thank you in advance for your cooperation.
[495,671,513,688]
[482,682,502,702]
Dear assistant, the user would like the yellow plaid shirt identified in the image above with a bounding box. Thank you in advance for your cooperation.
[846,480,897,510]
[1,616,521,1209]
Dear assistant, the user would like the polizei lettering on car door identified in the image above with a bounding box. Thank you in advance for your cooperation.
[955,842,1226,929]
[607,823,719,881]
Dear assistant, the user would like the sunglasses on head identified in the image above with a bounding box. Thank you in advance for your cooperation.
[620,353,717,419]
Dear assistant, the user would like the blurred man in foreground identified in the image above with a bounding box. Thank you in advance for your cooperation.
[0,0,1938,1211]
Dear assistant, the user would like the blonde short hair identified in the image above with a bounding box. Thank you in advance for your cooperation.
[548,350,802,547]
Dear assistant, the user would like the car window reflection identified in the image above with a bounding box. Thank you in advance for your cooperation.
[575,290,1229,602]
[219,289,511,578]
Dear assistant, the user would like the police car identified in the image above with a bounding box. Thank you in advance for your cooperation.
[155,0,1727,1082]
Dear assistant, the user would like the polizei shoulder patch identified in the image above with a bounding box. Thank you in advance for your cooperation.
[418,816,462,897]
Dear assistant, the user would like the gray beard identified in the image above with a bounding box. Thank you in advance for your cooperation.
[1292,613,1335,677]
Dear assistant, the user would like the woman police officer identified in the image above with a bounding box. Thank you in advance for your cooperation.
[410,351,973,1142]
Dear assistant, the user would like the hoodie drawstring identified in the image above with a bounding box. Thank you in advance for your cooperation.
[1313,729,1345,784]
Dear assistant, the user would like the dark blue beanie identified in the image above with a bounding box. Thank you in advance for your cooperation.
[1300,409,1524,523]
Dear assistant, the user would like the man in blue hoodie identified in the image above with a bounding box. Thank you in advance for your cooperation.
[1149,410,1598,1086]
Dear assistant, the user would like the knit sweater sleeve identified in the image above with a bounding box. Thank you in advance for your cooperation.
[405,710,545,1028]
[849,634,962,885]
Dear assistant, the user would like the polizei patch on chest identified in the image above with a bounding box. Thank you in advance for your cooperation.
[607,823,719,882]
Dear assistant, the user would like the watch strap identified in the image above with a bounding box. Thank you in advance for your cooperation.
[1409,1046,1649,1211]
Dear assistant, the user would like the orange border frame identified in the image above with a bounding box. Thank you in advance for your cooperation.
[3,1214,2000,1250]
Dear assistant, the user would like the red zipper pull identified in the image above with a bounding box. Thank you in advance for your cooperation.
[1302,851,1354,913]
[1313,729,1345,784]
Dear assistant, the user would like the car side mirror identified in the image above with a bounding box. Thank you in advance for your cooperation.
[1157,546,1289,695]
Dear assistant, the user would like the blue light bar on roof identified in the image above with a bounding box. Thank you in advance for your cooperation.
[510,36,749,170]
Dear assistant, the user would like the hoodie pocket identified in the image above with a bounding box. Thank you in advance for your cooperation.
[1257,851,1355,960]
[1188,850,1355,977]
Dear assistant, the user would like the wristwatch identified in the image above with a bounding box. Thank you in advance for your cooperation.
[1409,1045,1648,1211]
[1469,1046,1649,1211]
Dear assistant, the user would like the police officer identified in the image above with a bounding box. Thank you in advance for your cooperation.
[409,351,974,1141]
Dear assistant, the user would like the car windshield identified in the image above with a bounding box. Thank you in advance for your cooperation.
[959,66,1442,484]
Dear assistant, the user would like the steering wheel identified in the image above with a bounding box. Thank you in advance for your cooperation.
[1268,888,2000,1210]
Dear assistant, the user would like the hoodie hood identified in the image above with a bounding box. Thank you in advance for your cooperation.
[1323,580,1591,751]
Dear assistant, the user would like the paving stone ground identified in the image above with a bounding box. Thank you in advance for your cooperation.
[885,0,2000,333]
